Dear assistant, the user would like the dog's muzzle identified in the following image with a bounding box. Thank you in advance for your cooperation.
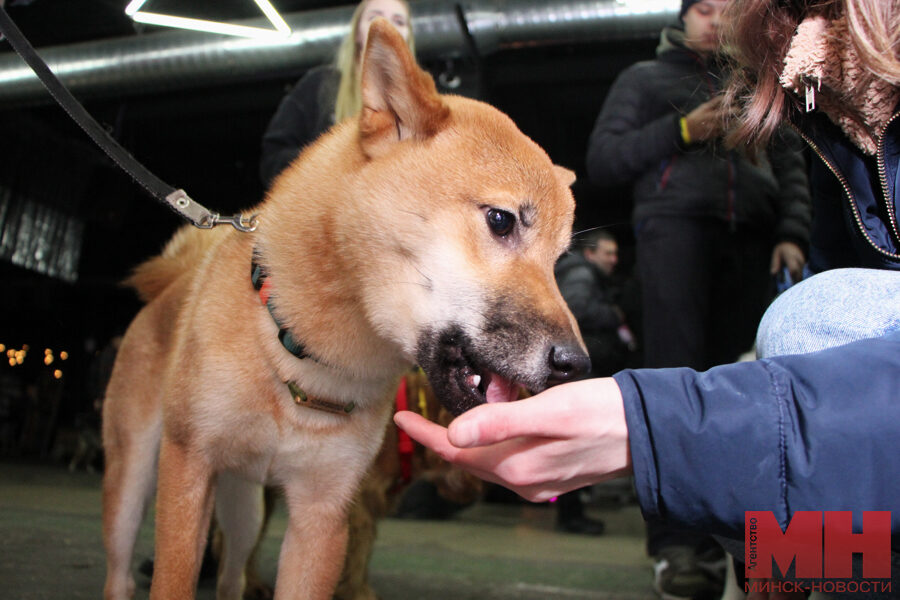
[416,326,590,416]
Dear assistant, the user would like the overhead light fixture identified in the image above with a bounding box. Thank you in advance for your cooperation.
[124,0,292,40]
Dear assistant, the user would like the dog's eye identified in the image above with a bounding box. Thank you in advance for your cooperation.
[486,209,516,237]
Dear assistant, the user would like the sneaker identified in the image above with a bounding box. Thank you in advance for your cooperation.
[653,545,725,600]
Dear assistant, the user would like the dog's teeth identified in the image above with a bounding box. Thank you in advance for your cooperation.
[466,374,481,389]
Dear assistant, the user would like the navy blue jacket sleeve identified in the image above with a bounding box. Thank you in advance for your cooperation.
[614,331,900,540]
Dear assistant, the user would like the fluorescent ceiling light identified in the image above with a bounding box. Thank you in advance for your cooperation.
[124,0,291,40]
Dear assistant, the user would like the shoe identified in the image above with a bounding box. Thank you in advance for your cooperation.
[652,545,725,600]
[556,515,606,535]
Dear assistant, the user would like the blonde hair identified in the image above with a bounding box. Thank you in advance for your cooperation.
[723,0,900,149]
[333,0,416,123]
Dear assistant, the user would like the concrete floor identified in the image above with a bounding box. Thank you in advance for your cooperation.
[0,460,658,600]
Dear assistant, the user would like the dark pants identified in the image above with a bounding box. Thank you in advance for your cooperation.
[636,216,774,371]
[636,216,774,555]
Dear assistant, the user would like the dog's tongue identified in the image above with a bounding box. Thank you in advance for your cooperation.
[485,372,520,403]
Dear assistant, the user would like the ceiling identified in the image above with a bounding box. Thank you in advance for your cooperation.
[4,0,338,47]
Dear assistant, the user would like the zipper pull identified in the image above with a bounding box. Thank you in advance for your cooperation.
[803,77,820,113]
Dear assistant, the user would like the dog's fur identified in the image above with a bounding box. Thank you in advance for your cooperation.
[101,20,587,600]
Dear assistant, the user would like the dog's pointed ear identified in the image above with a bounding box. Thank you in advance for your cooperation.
[358,19,450,158]
[554,165,576,188]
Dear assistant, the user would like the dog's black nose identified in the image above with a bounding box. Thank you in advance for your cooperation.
[547,344,591,385]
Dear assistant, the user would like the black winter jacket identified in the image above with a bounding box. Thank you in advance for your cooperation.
[259,66,341,188]
[555,253,622,334]
[586,27,811,245]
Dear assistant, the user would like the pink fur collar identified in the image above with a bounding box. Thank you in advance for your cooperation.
[781,16,899,155]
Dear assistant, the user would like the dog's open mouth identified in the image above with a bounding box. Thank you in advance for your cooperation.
[417,327,528,416]
[459,367,521,405]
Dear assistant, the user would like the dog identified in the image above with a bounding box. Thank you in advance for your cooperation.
[100,19,589,600]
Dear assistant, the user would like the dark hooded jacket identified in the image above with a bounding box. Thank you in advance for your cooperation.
[586,27,811,245]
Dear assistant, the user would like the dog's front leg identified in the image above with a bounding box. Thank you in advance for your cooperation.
[274,489,350,600]
[149,434,216,600]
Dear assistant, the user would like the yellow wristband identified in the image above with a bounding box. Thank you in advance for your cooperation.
[679,116,692,145]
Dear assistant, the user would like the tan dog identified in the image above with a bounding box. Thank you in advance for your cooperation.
[101,19,588,600]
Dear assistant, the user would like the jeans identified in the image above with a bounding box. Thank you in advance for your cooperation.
[756,268,900,358]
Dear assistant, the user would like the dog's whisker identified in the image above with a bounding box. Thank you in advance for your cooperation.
[569,222,631,249]
[397,208,428,222]
[570,222,628,239]
[392,280,433,290]
[409,265,433,291]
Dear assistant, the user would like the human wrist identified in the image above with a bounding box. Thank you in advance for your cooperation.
[580,378,632,480]
[604,379,633,477]
[679,115,693,145]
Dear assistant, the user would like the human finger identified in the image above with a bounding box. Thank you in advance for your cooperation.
[393,410,460,456]
[769,247,783,274]
[447,378,623,448]
[394,410,540,487]
[783,247,805,282]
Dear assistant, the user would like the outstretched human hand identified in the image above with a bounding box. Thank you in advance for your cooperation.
[394,378,632,502]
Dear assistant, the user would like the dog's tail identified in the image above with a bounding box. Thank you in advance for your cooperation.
[124,226,223,303]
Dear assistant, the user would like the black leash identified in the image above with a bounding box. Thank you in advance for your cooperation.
[0,6,258,232]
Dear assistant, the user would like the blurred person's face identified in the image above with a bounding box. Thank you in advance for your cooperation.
[356,0,410,51]
[584,239,618,276]
[683,0,727,55]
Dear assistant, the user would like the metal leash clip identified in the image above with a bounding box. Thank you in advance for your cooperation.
[166,189,259,232]
[199,212,260,232]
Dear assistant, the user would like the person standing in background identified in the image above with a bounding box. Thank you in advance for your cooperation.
[585,0,811,597]
[552,229,635,536]
[555,229,633,379]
